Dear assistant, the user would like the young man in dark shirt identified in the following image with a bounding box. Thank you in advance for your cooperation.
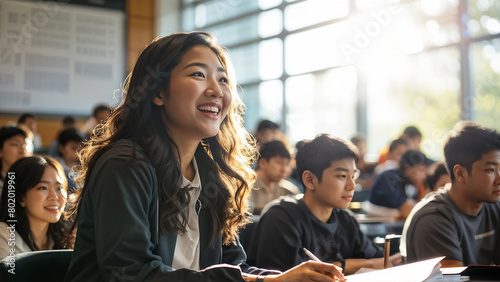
[401,121,500,266]
[248,134,401,274]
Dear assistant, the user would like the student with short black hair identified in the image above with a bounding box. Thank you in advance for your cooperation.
[0,125,28,195]
[55,128,83,194]
[254,120,280,148]
[401,121,500,266]
[80,104,111,139]
[366,150,432,219]
[48,116,79,157]
[17,113,42,149]
[424,161,451,192]
[248,134,400,274]
[251,140,300,215]
[374,138,408,176]
[402,125,422,151]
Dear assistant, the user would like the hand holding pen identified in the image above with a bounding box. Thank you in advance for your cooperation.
[303,248,346,281]
[244,248,346,282]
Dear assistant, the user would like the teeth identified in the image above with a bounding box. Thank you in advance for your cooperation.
[197,105,219,114]
[45,206,60,210]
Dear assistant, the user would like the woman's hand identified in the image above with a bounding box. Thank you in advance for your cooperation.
[265,261,345,282]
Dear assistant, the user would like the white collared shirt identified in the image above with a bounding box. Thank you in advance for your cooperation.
[172,157,202,270]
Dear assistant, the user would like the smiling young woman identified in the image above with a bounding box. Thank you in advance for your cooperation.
[64,31,344,282]
[0,156,71,259]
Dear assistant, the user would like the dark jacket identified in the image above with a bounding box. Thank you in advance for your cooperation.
[65,139,272,282]
[248,195,384,271]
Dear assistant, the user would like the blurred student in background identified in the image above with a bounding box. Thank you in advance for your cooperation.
[18,113,42,149]
[251,140,300,215]
[378,125,423,164]
[350,134,375,189]
[373,138,408,177]
[0,156,71,259]
[424,161,451,193]
[55,129,84,194]
[49,116,78,157]
[365,150,432,219]
[254,119,281,150]
[80,104,111,140]
[0,125,29,195]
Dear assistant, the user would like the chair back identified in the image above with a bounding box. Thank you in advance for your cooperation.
[0,249,73,282]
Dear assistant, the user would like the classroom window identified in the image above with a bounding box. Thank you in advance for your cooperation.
[176,0,500,157]
[470,38,500,131]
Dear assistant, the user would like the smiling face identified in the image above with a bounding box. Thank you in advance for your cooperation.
[20,166,67,226]
[154,45,232,142]
[464,150,500,203]
[307,158,359,210]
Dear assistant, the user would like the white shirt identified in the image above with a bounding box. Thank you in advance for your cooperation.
[0,222,54,260]
[172,157,202,270]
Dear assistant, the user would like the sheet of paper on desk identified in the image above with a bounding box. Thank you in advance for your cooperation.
[345,256,446,282]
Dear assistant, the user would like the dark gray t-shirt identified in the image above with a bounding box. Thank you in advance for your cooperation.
[402,188,500,265]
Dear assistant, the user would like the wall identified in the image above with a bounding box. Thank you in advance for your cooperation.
[0,0,156,147]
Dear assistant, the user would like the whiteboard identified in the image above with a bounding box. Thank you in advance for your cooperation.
[0,0,126,116]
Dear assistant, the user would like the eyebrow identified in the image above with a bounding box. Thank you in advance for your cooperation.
[184,62,227,74]
[38,180,64,185]
[334,167,349,172]
[484,161,499,166]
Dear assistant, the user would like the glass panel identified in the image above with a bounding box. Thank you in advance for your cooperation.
[285,74,315,144]
[284,0,349,31]
[239,84,261,133]
[285,22,351,75]
[182,7,196,31]
[316,67,357,139]
[470,39,500,131]
[259,0,282,10]
[193,0,259,28]
[369,1,459,51]
[239,81,283,134]
[285,67,357,145]
[205,15,259,47]
[259,80,284,123]
[258,9,283,38]
[259,38,283,80]
[229,43,259,85]
[468,0,500,37]
[355,0,402,11]
[365,47,461,160]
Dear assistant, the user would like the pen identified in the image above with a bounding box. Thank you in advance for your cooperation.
[303,247,321,262]
[303,248,345,281]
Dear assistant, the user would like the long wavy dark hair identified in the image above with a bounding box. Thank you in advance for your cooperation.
[70,31,257,245]
[0,156,71,250]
